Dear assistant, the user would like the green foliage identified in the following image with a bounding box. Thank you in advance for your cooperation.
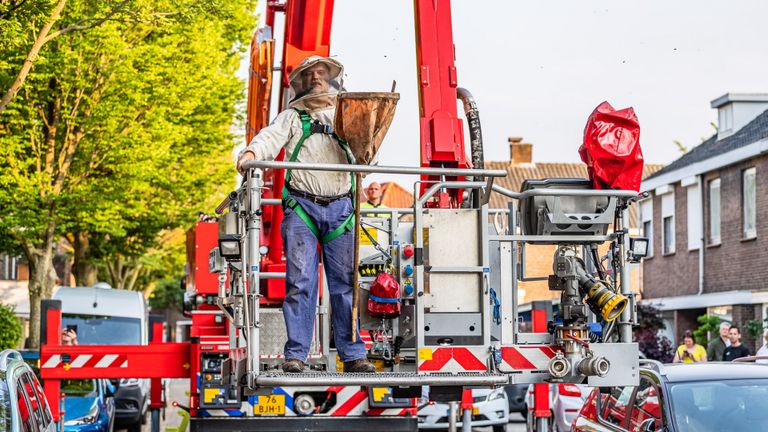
[0,0,255,260]
[744,318,767,339]
[148,275,184,309]
[694,314,722,347]
[0,304,23,350]
[0,0,256,345]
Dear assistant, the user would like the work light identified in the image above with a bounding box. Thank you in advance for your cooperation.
[218,235,242,261]
[628,237,649,262]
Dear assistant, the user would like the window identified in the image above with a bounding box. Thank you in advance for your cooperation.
[629,378,663,432]
[709,178,721,244]
[600,385,636,428]
[719,104,733,133]
[743,167,756,239]
[663,216,675,254]
[0,254,18,281]
[661,191,675,255]
[686,183,702,250]
[640,200,653,257]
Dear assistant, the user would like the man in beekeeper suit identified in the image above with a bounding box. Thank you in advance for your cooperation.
[237,56,375,373]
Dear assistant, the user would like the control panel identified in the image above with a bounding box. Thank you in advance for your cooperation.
[198,352,240,409]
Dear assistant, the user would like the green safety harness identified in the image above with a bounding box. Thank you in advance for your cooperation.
[282,108,356,244]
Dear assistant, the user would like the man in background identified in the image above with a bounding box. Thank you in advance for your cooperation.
[707,321,731,361]
[755,328,768,363]
[362,182,384,209]
[722,326,750,361]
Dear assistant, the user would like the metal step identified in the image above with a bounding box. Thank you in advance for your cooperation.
[254,371,509,387]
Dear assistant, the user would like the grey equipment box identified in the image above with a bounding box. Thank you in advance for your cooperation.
[519,178,616,237]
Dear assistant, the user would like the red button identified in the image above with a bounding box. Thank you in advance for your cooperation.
[402,244,414,259]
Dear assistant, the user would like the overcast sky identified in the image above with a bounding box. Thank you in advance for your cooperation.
[243,0,768,186]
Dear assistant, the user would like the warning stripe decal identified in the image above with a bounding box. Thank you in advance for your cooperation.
[419,347,486,371]
[330,390,368,416]
[499,345,560,371]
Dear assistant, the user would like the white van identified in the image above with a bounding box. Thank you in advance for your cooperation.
[53,283,149,432]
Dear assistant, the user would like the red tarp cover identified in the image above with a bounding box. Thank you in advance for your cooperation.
[579,101,644,191]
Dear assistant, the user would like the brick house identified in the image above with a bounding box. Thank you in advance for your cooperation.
[487,138,664,304]
[641,93,768,350]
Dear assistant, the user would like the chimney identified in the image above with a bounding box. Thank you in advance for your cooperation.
[711,93,768,140]
[509,137,533,165]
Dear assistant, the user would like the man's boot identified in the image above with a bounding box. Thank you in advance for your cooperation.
[343,358,376,373]
[282,358,306,373]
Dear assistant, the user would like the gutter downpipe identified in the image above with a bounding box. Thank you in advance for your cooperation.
[698,175,705,295]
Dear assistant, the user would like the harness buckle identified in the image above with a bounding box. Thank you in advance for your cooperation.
[310,121,333,135]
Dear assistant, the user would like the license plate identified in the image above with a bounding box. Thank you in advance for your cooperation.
[254,394,285,415]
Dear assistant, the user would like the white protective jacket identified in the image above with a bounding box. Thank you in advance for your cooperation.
[240,105,352,197]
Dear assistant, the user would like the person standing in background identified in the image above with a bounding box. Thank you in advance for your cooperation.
[755,328,768,364]
[707,321,731,361]
[673,330,707,363]
[722,326,751,361]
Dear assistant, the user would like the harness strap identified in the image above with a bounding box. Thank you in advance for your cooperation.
[282,109,356,244]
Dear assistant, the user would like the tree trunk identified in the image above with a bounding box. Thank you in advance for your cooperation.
[73,230,98,286]
[24,236,56,349]
[0,0,67,114]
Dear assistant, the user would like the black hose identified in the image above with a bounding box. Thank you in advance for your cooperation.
[457,88,484,207]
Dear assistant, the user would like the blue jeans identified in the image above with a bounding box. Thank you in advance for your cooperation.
[281,194,367,362]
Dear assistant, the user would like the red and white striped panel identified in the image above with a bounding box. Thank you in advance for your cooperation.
[497,345,558,372]
[326,386,369,416]
[360,332,373,350]
[418,347,488,372]
[41,354,128,370]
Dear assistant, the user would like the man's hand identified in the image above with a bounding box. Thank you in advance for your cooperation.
[237,151,255,175]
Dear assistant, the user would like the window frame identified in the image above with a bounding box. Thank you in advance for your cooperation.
[742,167,757,240]
[708,178,721,245]
[662,215,675,255]
[597,385,637,429]
[660,191,675,256]
[628,377,664,432]
[640,199,654,258]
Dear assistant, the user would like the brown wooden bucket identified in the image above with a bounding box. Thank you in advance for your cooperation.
[334,92,400,165]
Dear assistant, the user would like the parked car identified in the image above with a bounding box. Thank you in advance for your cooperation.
[418,388,509,431]
[526,383,589,432]
[54,284,149,432]
[505,384,528,417]
[0,349,56,432]
[62,379,115,432]
[572,361,768,431]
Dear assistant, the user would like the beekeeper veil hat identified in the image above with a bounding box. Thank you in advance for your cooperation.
[287,56,344,111]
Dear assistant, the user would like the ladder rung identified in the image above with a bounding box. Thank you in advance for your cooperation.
[254,371,508,387]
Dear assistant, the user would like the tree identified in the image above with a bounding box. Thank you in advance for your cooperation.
[0,0,140,114]
[0,304,23,350]
[0,0,255,347]
[693,314,721,347]
[633,304,674,363]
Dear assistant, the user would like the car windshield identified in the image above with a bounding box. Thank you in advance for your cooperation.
[62,314,141,345]
[61,379,98,397]
[669,379,768,432]
[0,372,10,432]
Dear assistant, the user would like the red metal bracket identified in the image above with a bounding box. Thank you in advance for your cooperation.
[532,302,551,418]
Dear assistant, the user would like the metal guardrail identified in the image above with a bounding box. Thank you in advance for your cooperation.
[241,160,508,178]
[491,184,639,200]
[254,371,509,387]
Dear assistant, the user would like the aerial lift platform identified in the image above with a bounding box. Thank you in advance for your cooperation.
[39,1,643,431]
